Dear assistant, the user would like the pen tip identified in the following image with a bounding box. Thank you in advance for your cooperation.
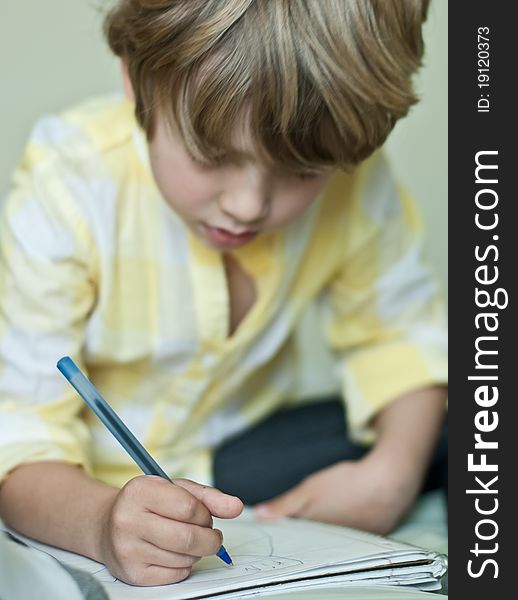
[217,546,233,565]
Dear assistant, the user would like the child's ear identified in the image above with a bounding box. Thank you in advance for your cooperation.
[120,59,135,102]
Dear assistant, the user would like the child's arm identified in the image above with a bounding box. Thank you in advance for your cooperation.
[255,154,447,532]
[0,462,117,562]
[0,461,242,585]
[0,119,237,585]
[254,384,446,533]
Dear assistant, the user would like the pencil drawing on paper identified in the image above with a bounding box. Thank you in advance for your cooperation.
[90,518,304,586]
[190,520,303,581]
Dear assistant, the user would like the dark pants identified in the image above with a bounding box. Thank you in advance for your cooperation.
[213,398,448,506]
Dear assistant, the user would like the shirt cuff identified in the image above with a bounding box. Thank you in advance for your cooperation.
[342,339,448,444]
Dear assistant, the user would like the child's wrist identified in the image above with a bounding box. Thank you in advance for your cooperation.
[89,486,119,563]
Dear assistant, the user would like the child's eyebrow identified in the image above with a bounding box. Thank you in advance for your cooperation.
[203,147,261,166]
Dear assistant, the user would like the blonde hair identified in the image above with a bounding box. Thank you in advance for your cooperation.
[105,0,429,171]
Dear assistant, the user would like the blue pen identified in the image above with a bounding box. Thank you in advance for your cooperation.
[57,356,233,566]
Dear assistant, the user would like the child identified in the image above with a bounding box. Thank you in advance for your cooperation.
[0,0,447,588]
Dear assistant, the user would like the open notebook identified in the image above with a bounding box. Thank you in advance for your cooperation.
[5,510,447,598]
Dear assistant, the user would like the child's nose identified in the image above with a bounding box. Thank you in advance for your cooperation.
[219,174,271,225]
[219,191,270,225]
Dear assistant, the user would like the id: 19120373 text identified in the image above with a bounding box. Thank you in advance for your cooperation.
[477,26,490,113]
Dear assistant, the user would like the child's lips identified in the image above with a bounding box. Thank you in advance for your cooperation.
[202,224,258,247]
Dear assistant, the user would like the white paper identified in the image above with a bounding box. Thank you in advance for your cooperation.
[5,510,447,599]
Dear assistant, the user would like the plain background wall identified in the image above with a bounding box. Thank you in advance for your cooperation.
[0,0,447,294]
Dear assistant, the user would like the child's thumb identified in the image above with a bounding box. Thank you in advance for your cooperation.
[254,484,309,520]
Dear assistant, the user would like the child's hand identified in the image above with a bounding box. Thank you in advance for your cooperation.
[253,455,420,535]
[98,475,243,586]
[254,388,447,534]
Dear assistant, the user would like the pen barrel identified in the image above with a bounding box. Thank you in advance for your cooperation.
[57,357,171,481]
[57,357,232,565]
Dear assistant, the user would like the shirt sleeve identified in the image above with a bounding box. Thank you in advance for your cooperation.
[326,152,448,443]
[0,126,98,483]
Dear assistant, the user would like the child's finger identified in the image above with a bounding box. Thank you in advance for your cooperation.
[173,478,244,519]
[125,475,213,527]
[125,565,192,587]
[140,541,201,569]
[143,514,224,558]
[253,483,310,519]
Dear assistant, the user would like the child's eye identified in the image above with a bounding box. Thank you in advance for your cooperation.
[293,171,323,180]
[188,153,225,169]
[298,172,318,180]
[188,153,208,166]
[185,148,208,164]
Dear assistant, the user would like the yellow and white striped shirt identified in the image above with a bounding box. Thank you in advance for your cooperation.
[0,96,447,488]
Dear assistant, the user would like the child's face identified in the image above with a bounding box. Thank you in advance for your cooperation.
[147,117,334,251]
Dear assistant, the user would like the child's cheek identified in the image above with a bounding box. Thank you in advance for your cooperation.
[273,176,332,226]
[152,160,216,214]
